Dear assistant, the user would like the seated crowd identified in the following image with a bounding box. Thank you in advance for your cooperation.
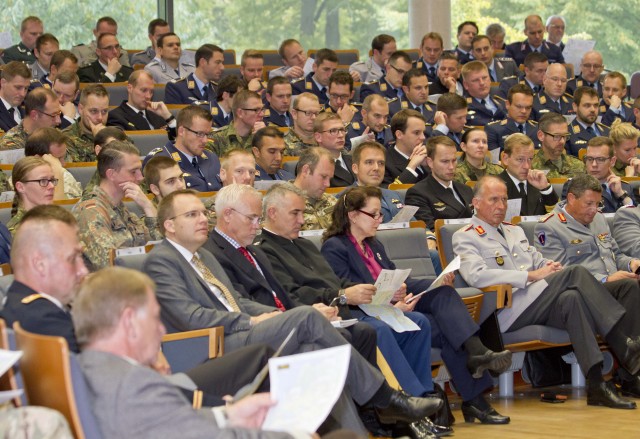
[2,11,640,439]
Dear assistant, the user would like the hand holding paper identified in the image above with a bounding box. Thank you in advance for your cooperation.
[406,256,461,304]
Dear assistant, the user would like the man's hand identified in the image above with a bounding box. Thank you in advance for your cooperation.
[391,283,407,303]
[147,101,172,120]
[285,66,304,79]
[606,174,625,198]
[249,310,281,326]
[41,154,64,175]
[312,303,340,321]
[252,120,267,133]
[344,284,376,305]
[607,270,639,282]
[349,70,361,82]
[60,101,76,119]
[121,182,157,217]
[630,259,640,274]
[395,293,418,312]
[441,272,455,287]
[151,351,172,376]
[609,95,622,110]
[247,78,263,92]
[336,104,357,124]
[434,111,447,126]
[106,57,122,76]
[86,118,106,137]
[407,144,427,171]
[442,76,457,93]
[527,260,562,282]
[427,239,438,250]
[224,393,275,429]
[527,169,550,190]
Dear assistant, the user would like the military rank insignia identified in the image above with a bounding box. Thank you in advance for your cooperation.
[380,83,387,91]
[474,225,486,236]
[557,213,567,223]
[188,81,195,89]
[171,152,181,162]
[597,233,608,241]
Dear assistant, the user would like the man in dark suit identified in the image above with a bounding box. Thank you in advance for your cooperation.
[383,109,429,186]
[77,33,133,83]
[453,21,478,65]
[471,35,519,83]
[600,72,635,127]
[314,113,355,187]
[252,127,294,181]
[504,15,564,66]
[405,136,474,232]
[291,48,338,106]
[567,86,611,157]
[486,84,540,152]
[0,62,31,132]
[499,133,558,216]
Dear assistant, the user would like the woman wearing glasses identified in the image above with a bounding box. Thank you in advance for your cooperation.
[321,186,513,427]
[7,156,64,234]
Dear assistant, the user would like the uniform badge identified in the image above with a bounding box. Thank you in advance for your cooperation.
[536,231,546,246]
[188,81,195,89]
[211,107,219,116]
[171,152,181,162]
[496,256,504,266]
[416,61,423,68]
[474,225,486,236]
[183,173,191,177]
[380,83,387,92]
[557,213,567,223]
[21,293,42,304]
[600,105,606,113]
[597,233,608,241]
[562,96,568,103]
[201,153,208,159]
[263,109,271,117]
[305,82,312,90]
[376,252,382,261]
[391,198,403,209]
[401,101,408,109]
[127,122,135,127]
[466,97,473,104]
[570,239,583,244]
[571,124,580,134]
[539,95,546,104]
[351,122,360,130]
[434,201,446,212]
[501,119,507,125]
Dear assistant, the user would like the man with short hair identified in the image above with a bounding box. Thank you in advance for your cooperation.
[74,141,161,271]
[532,112,585,178]
[293,147,337,230]
[323,71,358,125]
[471,35,518,82]
[505,14,564,66]
[211,75,244,128]
[350,34,397,83]
[486,84,539,152]
[144,156,186,202]
[545,16,566,50]
[63,84,110,162]
[454,21,478,65]
[360,51,412,102]
[130,18,171,66]
[314,113,354,187]
[165,44,225,106]
[567,50,605,97]
[252,127,293,181]
[81,127,129,198]
[601,72,635,126]
[71,16,130,68]
[143,105,221,192]
[145,33,195,84]
[390,68,436,123]
[498,52,548,98]
[0,87,60,151]
[53,71,80,129]
[77,33,133,83]
[264,77,293,127]
[1,16,43,64]
[28,33,59,82]
[0,61,32,132]
[268,39,315,80]
[284,93,319,156]
[219,149,256,187]
[346,95,392,151]
[431,93,468,148]
[485,23,506,50]
[291,48,338,105]
[499,133,558,216]
[383,109,429,186]
[461,61,505,126]
[567,86,611,157]
[414,33,444,83]
[428,53,463,96]
[210,89,266,156]
[47,50,79,87]
[240,50,266,94]
[532,63,574,120]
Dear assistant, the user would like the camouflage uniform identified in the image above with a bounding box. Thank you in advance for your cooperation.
[0,169,12,193]
[612,160,629,178]
[63,169,83,199]
[6,206,26,236]
[302,192,337,230]
[531,148,586,179]
[0,123,28,150]
[454,159,504,184]
[283,129,316,156]
[80,171,101,201]
[62,121,96,163]
[73,186,162,271]
[0,405,73,439]
[208,124,253,157]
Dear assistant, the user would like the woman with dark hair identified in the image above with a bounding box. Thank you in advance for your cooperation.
[454,128,503,184]
[322,186,512,425]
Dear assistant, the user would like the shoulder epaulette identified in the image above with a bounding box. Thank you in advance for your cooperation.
[501,221,514,226]
[527,120,538,126]
[364,79,380,85]
[487,120,502,126]
[291,77,305,83]
[596,122,609,129]
[538,212,554,223]
[501,75,517,81]
[500,119,508,125]
[563,92,573,99]
[148,148,162,156]
[464,224,474,231]
[385,97,398,103]
[496,56,514,62]
[170,77,187,84]
[147,60,160,67]
[21,293,43,304]
[493,95,506,102]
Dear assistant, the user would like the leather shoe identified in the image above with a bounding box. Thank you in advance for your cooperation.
[358,408,393,437]
[467,350,513,379]
[414,417,453,437]
[587,380,636,409]
[620,336,640,376]
[614,373,640,399]
[406,420,437,439]
[376,391,443,424]
[461,400,510,424]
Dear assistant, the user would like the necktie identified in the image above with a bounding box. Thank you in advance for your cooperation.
[556,100,562,112]
[223,114,230,124]
[428,67,436,77]
[413,105,423,115]
[586,126,595,135]
[192,255,241,312]
[238,247,286,312]
[518,124,525,134]
[284,113,291,127]
[481,98,494,114]
[8,107,19,124]
[191,157,206,179]
[602,183,611,197]
[497,225,505,238]
[518,182,527,198]
[490,69,497,82]
[139,111,153,129]
[320,87,327,97]
[202,84,209,99]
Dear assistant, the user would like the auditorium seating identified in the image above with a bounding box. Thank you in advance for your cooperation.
[127,129,170,156]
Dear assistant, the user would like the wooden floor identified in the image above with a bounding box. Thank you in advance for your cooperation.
[445,385,639,438]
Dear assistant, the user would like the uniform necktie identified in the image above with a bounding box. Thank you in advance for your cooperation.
[8,107,19,124]
[284,112,291,126]
[518,124,525,134]
[192,255,241,312]
[223,114,230,124]
[428,67,436,77]
[238,247,286,312]
[191,157,206,179]
[413,104,423,115]
[202,84,209,99]
[518,182,527,197]
[602,183,611,197]
[586,126,595,135]
[556,100,562,112]
[489,69,497,82]
[481,98,494,115]
[497,225,506,238]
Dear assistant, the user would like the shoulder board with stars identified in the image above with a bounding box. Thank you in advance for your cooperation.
[305,81,312,90]
[148,147,163,156]
[599,105,607,113]
[500,119,508,125]
[21,293,43,304]
[539,95,546,104]
[538,212,554,222]
[401,100,409,109]
[570,123,580,134]
[486,120,501,126]
[187,80,195,89]
[380,83,387,91]
[493,95,506,102]
[527,120,538,126]
[171,152,182,162]
[561,95,569,103]
[350,121,360,130]
[501,221,514,226]
[596,122,609,130]
[200,153,208,159]
[211,107,219,116]
[557,212,567,223]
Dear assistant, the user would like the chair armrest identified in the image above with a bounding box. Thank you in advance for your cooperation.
[479,284,512,309]
[162,326,224,359]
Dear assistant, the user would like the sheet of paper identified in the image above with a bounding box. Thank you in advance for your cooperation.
[0,148,25,165]
[358,304,421,332]
[263,344,350,433]
[0,32,12,49]
[372,268,411,305]
[299,229,324,237]
[563,39,596,76]
[349,133,373,149]
[331,318,358,328]
[490,148,501,164]
[406,256,460,303]
[378,222,409,230]
[0,349,22,377]
[506,199,522,222]
[389,205,419,223]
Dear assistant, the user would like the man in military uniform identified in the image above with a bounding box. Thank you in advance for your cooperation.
[63,84,110,162]
[505,15,565,66]
[461,61,505,126]
[74,141,162,271]
[613,205,640,258]
[263,76,292,128]
[601,72,635,126]
[313,113,354,187]
[144,155,186,203]
[284,93,319,156]
[545,16,566,51]
[209,89,266,156]
[567,86,610,157]
[71,16,130,68]
[0,88,60,151]
[79,127,128,199]
[292,147,337,230]
[28,33,58,83]
[567,51,604,98]
[323,71,358,125]
[486,84,540,152]
[53,71,80,129]
[145,33,195,84]
[392,68,436,123]
[454,21,478,65]
[46,50,79,88]
[346,95,393,151]
[350,34,396,83]
[498,52,548,99]
[268,39,315,80]
[453,175,640,409]
[426,53,463,96]
[431,93,468,148]
[0,62,31,132]
[77,33,133,83]
[359,51,412,103]
[531,112,585,178]
[143,105,221,192]
[532,63,574,120]
[211,75,243,128]
[291,48,338,106]
[383,109,429,186]
[471,35,519,82]
[164,44,224,107]
[240,50,266,95]
[130,18,171,66]
[485,23,506,50]
[252,127,293,181]
[1,16,42,64]
[413,32,444,83]
[219,149,256,186]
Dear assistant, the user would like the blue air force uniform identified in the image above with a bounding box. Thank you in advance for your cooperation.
[566,119,611,157]
[291,73,329,105]
[485,118,540,152]
[164,73,218,107]
[465,96,506,126]
[504,40,565,66]
[359,76,401,103]
[532,92,575,120]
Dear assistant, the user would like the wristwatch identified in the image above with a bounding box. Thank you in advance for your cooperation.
[337,289,348,305]
[165,115,176,123]
[617,191,630,202]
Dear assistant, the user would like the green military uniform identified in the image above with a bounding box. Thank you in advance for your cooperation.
[80,171,101,201]
[63,121,96,163]
[531,149,586,179]
[302,192,337,230]
[283,129,316,156]
[1,42,36,64]
[6,206,26,236]
[0,169,11,193]
[454,159,503,184]
[0,123,28,151]
[208,124,253,157]
[612,160,628,178]
[73,186,162,271]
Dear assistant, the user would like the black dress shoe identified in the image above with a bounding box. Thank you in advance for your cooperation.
[415,418,453,437]
[620,376,640,399]
[587,380,637,409]
[620,337,640,376]
[467,350,513,379]
[376,391,443,424]
[358,408,394,437]
[461,401,510,424]
[406,420,437,439]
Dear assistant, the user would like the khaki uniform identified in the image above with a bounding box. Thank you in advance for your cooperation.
[283,129,316,156]
[531,149,585,179]
[6,206,25,235]
[73,186,162,271]
[0,123,28,150]
[454,159,503,184]
[208,124,253,157]
[302,192,337,230]
[63,121,96,163]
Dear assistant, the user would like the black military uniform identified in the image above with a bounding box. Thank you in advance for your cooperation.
[1,42,36,64]
[566,75,603,98]
[389,97,436,124]
[263,106,293,128]
[600,100,635,127]
[413,59,438,83]
[77,60,133,83]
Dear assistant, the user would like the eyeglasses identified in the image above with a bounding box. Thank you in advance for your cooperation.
[546,76,568,84]
[184,126,210,138]
[241,107,265,113]
[358,210,383,220]
[230,208,262,225]
[294,108,320,117]
[99,44,121,51]
[542,131,570,142]
[320,127,346,136]
[329,93,350,101]
[22,178,59,187]
[169,209,208,220]
[584,156,610,164]
[36,109,62,118]
[582,63,603,70]
[388,63,407,76]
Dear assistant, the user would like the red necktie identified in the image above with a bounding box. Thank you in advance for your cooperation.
[238,247,287,312]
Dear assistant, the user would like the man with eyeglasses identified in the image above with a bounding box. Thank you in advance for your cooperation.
[313,113,354,187]
[567,86,611,157]
[283,93,319,156]
[505,15,564,67]
[601,72,635,126]
[0,88,60,151]
[545,16,566,51]
[471,35,519,83]
[210,90,266,157]
[567,51,605,98]
[360,51,412,103]
[62,84,110,162]
[346,95,393,151]
[291,48,339,106]
[77,33,133,84]
[532,63,574,120]
[53,71,80,130]
[531,112,585,179]
[323,71,358,126]
[486,84,540,152]
[461,61,505,126]
[414,32,444,83]
[71,16,131,69]
[498,52,548,99]
[263,77,293,128]
[143,105,221,192]
[561,136,635,212]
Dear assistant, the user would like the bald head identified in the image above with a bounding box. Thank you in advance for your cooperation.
[580,51,604,83]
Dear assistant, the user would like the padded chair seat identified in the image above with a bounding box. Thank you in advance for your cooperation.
[502,325,571,345]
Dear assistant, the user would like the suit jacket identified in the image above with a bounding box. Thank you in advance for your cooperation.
[79,350,289,439]
[291,72,329,105]
[561,179,635,213]
[331,153,356,187]
[107,101,168,131]
[504,40,565,66]
[566,119,610,157]
[499,170,558,216]
[0,103,22,132]
[0,223,11,264]
[613,205,640,258]
[77,60,133,83]
[382,146,428,186]
[404,175,474,231]
[485,118,540,152]
[203,230,298,310]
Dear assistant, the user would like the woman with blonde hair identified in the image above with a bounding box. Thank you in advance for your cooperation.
[609,119,640,177]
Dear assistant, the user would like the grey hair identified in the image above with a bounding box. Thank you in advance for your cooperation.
[545,15,566,27]
[262,182,306,218]
[214,183,262,216]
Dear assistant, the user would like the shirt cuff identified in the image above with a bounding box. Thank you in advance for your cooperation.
[211,406,228,427]
[540,185,553,195]
[404,167,418,177]
[105,72,116,82]
[435,124,449,135]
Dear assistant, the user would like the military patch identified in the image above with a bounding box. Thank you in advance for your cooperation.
[21,293,42,304]
[571,124,580,134]
[570,239,583,244]
[305,82,312,90]
[597,233,608,241]
[426,104,433,111]
[171,152,181,162]
[576,79,583,87]
[351,122,360,130]
[600,105,606,113]
[127,122,135,127]
[539,95,546,104]
[380,83,387,92]
[416,61,423,68]
[263,109,270,117]
[211,107,219,116]
[558,213,567,223]
[538,212,554,223]
[474,225,486,236]
[466,97,473,104]
[201,153,208,159]
[188,81,195,89]
[501,119,507,125]
[401,101,408,109]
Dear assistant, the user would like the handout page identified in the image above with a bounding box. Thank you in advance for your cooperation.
[372,268,411,305]
[0,349,22,377]
[506,199,522,222]
[389,205,419,223]
[406,256,460,303]
[331,318,358,328]
[358,304,421,332]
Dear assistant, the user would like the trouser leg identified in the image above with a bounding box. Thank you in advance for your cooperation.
[604,279,640,337]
